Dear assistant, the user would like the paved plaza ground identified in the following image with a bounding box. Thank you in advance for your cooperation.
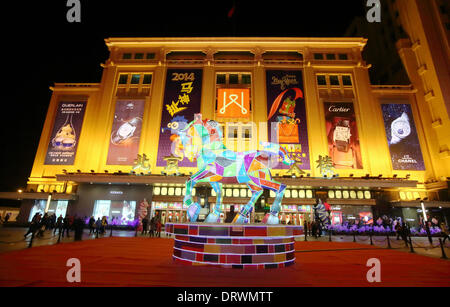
[0,226,449,287]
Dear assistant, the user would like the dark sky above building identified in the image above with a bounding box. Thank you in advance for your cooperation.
[0,0,367,193]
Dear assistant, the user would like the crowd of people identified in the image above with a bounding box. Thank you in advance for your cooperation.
[304,213,450,243]
[23,212,164,241]
[24,212,86,240]
[140,214,162,237]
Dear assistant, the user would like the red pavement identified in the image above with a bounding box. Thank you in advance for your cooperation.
[0,237,449,287]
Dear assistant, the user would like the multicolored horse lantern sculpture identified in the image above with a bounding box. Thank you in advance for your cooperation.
[171,114,293,224]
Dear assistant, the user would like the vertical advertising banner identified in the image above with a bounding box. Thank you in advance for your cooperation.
[381,103,425,170]
[324,102,363,169]
[156,69,203,167]
[106,99,146,165]
[266,70,310,170]
[45,101,87,165]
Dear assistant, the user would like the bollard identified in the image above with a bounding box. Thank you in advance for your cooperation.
[304,231,307,242]
[408,234,415,253]
[369,231,373,246]
[110,226,113,237]
[57,227,62,244]
[28,232,34,248]
[439,238,448,259]
[328,228,332,242]
[135,225,138,237]
[96,229,99,239]
[353,231,356,243]
[386,232,391,249]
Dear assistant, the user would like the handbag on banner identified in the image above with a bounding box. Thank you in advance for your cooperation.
[278,117,300,144]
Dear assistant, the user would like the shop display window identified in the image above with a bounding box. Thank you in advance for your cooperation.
[29,200,69,221]
[92,200,136,225]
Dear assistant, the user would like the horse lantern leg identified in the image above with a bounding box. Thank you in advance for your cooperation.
[233,186,263,224]
[205,182,223,223]
[184,170,207,222]
[262,181,286,225]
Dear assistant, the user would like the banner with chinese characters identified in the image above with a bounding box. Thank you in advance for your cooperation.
[324,102,363,169]
[156,69,203,167]
[266,70,310,170]
[381,103,425,170]
[44,101,87,165]
[106,99,145,165]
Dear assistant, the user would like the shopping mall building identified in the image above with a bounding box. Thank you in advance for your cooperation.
[1,33,449,227]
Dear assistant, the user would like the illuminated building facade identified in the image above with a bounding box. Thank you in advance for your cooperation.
[6,36,449,227]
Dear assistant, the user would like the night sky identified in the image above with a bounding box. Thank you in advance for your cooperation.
[0,0,367,193]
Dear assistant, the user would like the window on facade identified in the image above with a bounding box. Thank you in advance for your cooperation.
[228,126,238,139]
[134,53,144,59]
[229,74,239,84]
[314,53,324,60]
[143,74,152,84]
[217,74,226,84]
[342,75,352,86]
[317,75,327,86]
[242,126,252,139]
[123,53,132,60]
[329,75,340,86]
[118,74,129,84]
[326,53,336,60]
[241,74,251,84]
[130,74,141,84]
[146,53,155,59]
[338,53,348,60]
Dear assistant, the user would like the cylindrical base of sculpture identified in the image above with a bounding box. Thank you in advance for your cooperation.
[165,223,303,269]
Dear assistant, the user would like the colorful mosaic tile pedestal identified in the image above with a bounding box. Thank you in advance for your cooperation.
[165,223,304,269]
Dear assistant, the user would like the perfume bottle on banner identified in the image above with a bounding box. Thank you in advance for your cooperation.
[52,114,76,150]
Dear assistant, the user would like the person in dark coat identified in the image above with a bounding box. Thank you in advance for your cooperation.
[142,216,149,235]
[62,216,71,238]
[24,213,40,238]
[225,206,236,223]
[73,216,85,241]
[88,216,96,234]
[156,218,162,238]
[303,220,308,238]
[54,215,64,235]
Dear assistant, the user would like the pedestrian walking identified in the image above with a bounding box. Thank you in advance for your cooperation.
[303,220,308,238]
[54,215,63,235]
[142,216,149,235]
[101,216,108,234]
[440,222,450,244]
[62,216,71,238]
[156,218,162,238]
[88,216,96,234]
[24,213,41,238]
[149,216,155,237]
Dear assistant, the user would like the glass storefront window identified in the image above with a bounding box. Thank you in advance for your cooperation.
[350,191,357,199]
[285,190,291,198]
[335,190,342,199]
[175,188,182,196]
[364,191,371,199]
[299,190,305,198]
[328,190,335,199]
[306,190,313,198]
[343,190,349,199]
[240,189,247,197]
[357,191,364,199]
[168,187,175,196]
[161,187,168,196]
[93,200,136,225]
[291,190,298,198]
[153,187,160,195]
[29,200,69,221]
